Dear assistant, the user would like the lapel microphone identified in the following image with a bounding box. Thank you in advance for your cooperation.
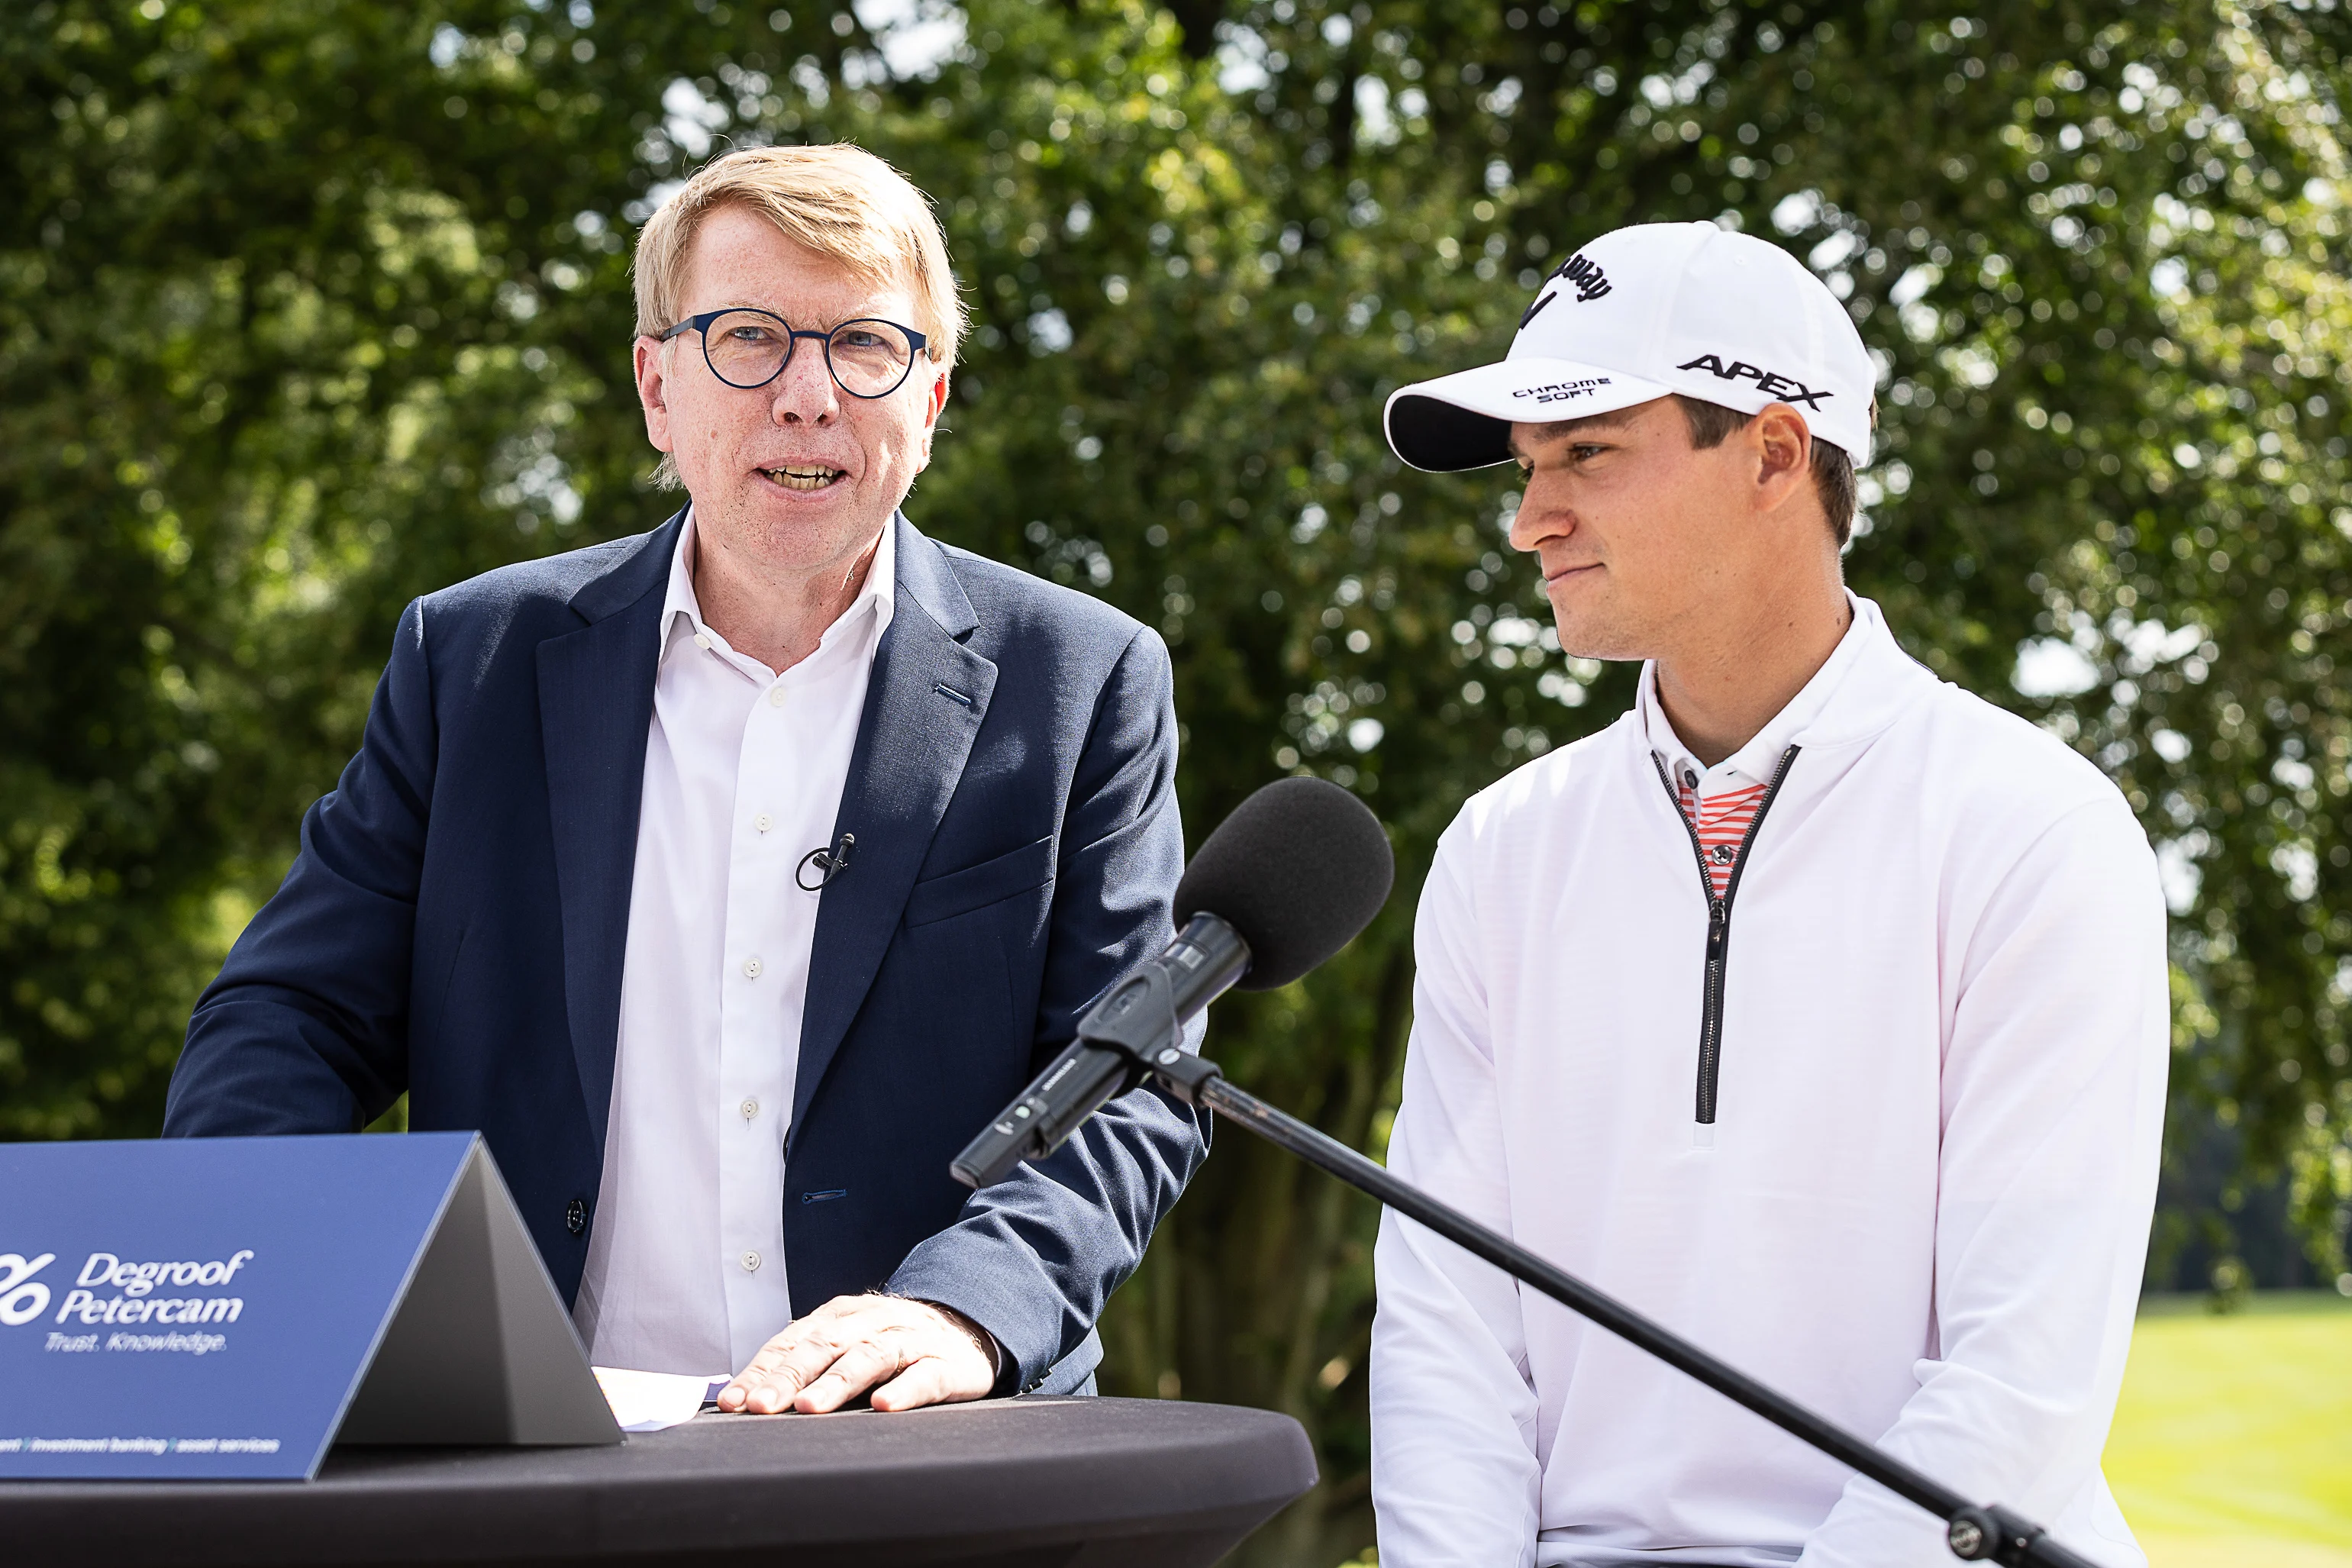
[796,832,855,892]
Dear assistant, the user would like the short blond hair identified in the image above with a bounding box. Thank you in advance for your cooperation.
[631,143,966,371]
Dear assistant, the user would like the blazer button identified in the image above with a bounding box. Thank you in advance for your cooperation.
[565,1197,587,1236]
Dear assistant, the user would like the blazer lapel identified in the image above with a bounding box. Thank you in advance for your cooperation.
[537,515,678,1163]
[795,515,996,1128]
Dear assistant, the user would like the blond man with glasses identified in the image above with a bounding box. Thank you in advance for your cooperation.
[168,145,1205,1412]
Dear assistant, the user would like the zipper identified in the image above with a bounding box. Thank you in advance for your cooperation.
[1650,744,1801,1126]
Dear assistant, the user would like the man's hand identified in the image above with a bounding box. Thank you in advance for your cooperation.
[717,1294,999,1415]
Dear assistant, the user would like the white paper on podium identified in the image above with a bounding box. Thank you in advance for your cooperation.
[592,1367,731,1434]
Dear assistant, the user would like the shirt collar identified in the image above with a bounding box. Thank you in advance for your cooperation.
[1638,590,1878,795]
[659,508,898,668]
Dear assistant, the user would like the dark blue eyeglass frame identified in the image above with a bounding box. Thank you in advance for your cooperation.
[656,308,931,398]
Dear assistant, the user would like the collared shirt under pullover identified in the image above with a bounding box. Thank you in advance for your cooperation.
[1370,595,2168,1568]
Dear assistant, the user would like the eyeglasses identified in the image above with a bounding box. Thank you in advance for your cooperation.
[657,308,931,399]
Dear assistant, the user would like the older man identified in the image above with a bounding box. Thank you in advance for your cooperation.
[164,144,1202,1411]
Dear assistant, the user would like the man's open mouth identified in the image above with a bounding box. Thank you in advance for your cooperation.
[762,464,845,492]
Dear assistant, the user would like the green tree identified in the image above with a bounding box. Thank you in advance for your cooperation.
[5,2,2348,1563]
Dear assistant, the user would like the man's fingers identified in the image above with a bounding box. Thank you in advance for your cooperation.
[718,1349,798,1412]
[736,1343,837,1414]
[769,1331,860,1395]
[720,1318,850,1411]
[869,1354,956,1413]
[793,1333,909,1414]
[727,1341,803,1395]
[718,1368,805,1415]
[715,1297,990,1417]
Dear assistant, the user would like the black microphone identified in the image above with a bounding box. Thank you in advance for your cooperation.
[951,776,1395,1189]
[796,831,854,892]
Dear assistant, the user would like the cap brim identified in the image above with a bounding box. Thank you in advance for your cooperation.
[1382,358,1674,473]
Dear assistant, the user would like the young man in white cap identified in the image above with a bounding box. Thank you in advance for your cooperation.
[1369,221,2167,1567]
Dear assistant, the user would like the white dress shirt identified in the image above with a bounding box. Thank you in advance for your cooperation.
[572,511,894,1376]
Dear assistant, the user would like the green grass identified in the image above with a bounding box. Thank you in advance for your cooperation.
[2105,1291,2352,1566]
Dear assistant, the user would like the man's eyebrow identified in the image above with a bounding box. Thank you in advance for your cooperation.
[715,301,789,315]
[1508,409,1638,461]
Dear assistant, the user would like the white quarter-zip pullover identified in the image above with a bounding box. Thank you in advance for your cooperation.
[1370,595,2167,1568]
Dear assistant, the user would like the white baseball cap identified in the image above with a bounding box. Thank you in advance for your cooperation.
[1384,221,1876,471]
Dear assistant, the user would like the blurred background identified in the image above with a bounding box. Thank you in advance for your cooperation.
[3,1,2348,1563]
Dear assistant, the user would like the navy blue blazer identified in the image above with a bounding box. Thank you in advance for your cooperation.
[163,511,1206,1395]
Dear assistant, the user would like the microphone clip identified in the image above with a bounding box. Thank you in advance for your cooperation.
[1075,957,1221,1105]
[796,831,856,892]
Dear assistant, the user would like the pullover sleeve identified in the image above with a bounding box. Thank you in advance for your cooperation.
[1370,820,1545,1568]
[1798,794,2169,1568]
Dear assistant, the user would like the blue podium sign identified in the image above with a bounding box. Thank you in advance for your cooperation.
[0,1133,618,1480]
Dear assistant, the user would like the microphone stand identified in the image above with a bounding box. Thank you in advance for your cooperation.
[1118,1043,2099,1568]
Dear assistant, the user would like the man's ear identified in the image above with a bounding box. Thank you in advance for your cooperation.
[911,365,950,472]
[634,335,676,457]
[1748,403,1814,516]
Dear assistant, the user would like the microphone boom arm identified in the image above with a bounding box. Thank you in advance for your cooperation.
[1124,1047,2100,1568]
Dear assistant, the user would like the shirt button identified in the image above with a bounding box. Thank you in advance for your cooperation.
[693,633,711,650]
[754,812,773,833]
[740,1251,761,1273]
[740,1097,760,1120]
[767,686,787,708]
[743,957,763,979]
[1682,768,1699,789]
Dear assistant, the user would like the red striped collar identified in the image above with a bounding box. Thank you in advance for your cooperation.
[1637,589,1874,799]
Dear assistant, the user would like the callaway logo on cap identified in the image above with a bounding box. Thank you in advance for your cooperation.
[1384,221,1877,471]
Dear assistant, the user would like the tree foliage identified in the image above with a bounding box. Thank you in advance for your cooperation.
[5,1,2350,1560]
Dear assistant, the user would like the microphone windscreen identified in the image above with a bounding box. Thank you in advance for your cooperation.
[1174,776,1395,990]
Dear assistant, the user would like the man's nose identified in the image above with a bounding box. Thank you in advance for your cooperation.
[1508,482,1570,553]
[769,342,840,424]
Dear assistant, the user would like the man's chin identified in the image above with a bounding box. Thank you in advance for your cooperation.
[1545,618,1650,667]
[1544,586,1621,662]
[692,479,889,563]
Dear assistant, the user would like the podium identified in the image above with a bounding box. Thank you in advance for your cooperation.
[0,1396,1319,1566]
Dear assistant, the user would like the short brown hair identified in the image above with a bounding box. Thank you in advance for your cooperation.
[634,143,963,351]
[1672,395,1859,547]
